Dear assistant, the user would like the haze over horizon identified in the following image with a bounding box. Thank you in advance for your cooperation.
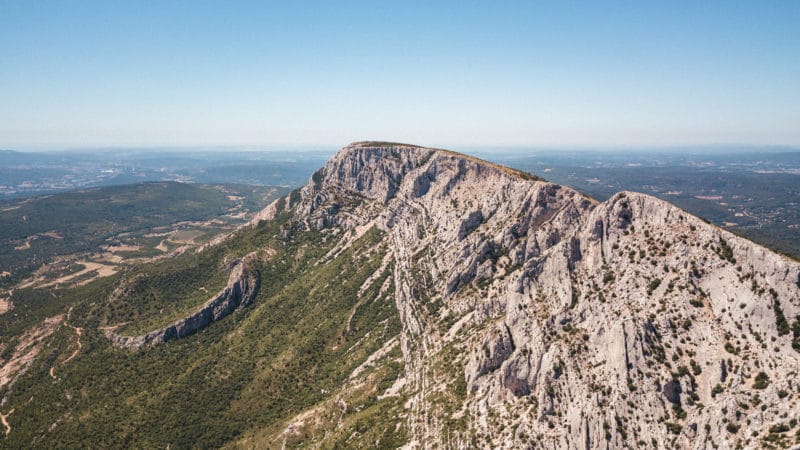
[2,1,799,150]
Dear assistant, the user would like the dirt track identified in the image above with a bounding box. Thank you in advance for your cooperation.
[50,309,84,379]
[0,408,14,436]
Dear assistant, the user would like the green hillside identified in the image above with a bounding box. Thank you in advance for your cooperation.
[0,208,405,449]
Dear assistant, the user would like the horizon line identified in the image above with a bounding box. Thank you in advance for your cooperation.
[3,142,800,153]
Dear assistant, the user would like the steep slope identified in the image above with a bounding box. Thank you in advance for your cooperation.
[107,253,260,349]
[255,142,800,449]
[2,142,799,449]
[0,197,404,448]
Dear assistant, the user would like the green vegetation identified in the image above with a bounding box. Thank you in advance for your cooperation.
[0,182,283,287]
[754,372,770,389]
[665,422,682,435]
[773,299,790,336]
[791,317,800,353]
[716,237,736,264]
[0,209,403,448]
[106,247,232,334]
[646,278,662,295]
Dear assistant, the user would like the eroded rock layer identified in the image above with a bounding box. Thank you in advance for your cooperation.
[269,142,800,449]
[109,254,259,349]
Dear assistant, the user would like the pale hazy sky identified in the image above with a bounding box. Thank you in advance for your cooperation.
[1,1,799,150]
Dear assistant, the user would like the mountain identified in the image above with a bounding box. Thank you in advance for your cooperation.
[2,142,800,449]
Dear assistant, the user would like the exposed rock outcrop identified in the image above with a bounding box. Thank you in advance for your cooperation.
[108,254,260,349]
[269,142,800,449]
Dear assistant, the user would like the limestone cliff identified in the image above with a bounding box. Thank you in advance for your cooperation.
[265,142,800,449]
[108,254,259,349]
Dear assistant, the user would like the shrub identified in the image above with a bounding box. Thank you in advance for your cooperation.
[647,278,661,295]
[718,237,735,263]
[753,372,770,389]
[769,423,790,434]
[774,299,790,336]
[690,359,702,375]
[665,422,682,435]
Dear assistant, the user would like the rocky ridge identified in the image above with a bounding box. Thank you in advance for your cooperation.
[266,142,800,449]
[107,254,260,349]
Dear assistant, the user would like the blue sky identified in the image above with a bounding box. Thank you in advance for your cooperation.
[1,1,798,149]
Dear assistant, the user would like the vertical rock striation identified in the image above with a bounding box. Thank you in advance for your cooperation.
[259,142,800,449]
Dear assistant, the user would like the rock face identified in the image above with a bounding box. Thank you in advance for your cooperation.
[109,254,260,349]
[268,142,800,449]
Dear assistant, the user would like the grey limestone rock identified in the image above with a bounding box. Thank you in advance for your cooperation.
[249,142,800,448]
[109,254,259,349]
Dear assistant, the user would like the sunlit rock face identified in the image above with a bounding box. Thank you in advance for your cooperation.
[109,255,259,349]
[271,142,800,449]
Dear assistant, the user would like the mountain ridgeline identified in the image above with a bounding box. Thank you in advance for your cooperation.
[2,142,800,449]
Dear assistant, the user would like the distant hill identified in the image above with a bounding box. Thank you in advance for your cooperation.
[0,182,285,288]
[0,149,330,198]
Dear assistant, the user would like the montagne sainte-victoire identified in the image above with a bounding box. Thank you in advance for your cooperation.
[2,142,800,449]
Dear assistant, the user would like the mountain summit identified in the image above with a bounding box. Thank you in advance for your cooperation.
[262,142,800,448]
[2,142,799,449]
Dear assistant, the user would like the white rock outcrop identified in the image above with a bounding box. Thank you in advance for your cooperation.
[108,254,260,349]
[266,142,800,449]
